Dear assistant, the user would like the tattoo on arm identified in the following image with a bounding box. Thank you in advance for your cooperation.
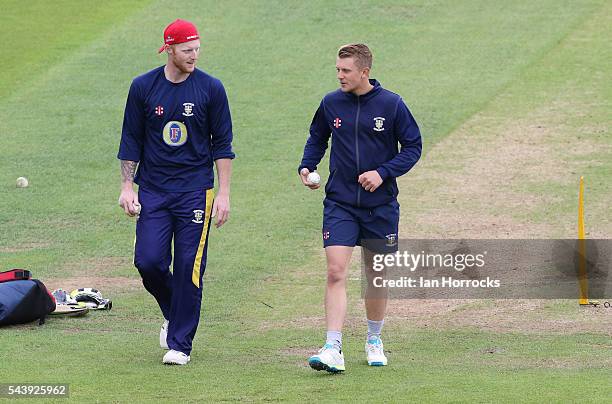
[121,160,137,183]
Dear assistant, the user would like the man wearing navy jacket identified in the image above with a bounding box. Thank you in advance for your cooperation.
[118,19,234,365]
[299,44,421,373]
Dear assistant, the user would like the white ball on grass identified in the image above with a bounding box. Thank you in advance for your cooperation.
[16,177,29,188]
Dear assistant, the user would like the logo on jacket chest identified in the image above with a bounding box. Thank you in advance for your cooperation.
[183,102,195,117]
[333,117,342,129]
[373,117,386,132]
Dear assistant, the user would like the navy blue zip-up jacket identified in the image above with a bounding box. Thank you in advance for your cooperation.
[299,79,421,208]
[118,66,235,192]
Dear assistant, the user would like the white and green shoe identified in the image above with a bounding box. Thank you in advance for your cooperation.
[308,343,345,373]
[365,336,388,366]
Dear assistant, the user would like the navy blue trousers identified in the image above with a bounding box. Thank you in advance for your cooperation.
[134,187,214,355]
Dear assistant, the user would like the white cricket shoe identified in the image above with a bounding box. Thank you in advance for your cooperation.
[365,336,388,366]
[160,320,169,350]
[308,343,345,373]
[163,349,190,365]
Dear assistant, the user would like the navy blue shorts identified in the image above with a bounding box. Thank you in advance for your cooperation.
[322,198,399,253]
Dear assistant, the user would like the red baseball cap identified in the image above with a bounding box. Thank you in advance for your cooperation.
[158,19,200,53]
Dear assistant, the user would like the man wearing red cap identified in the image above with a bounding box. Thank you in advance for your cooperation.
[118,19,235,365]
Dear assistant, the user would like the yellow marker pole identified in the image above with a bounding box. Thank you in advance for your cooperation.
[578,176,589,305]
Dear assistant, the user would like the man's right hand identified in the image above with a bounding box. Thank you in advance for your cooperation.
[118,185,140,217]
[300,168,320,190]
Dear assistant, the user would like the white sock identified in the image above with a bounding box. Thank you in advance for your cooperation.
[326,330,342,351]
[367,319,384,340]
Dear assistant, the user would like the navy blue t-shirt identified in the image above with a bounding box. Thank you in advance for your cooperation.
[118,66,235,192]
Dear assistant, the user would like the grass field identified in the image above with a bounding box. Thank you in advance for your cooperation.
[1,0,611,402]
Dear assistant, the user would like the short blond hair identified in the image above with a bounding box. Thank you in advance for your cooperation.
[338,43,372,70]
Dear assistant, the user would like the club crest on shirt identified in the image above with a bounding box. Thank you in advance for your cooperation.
[192,209,204,224]
[385,233,397,247]
[373,117,385,132]
[182,102,195,117]
[162,121,188,147]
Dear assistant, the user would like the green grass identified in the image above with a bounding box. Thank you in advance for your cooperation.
[0,0,155,100]
[1,0,611,402]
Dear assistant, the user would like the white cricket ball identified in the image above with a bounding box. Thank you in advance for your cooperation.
[134,203,141,214]
[307,172,321,185]
[16,177,29,188]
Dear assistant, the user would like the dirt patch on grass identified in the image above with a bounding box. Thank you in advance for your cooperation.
[62,256,131,275]
[385,299,612,335]
[399,114,556,239]
[444,299,612,335]
[261,297,611,337]
[0,241,51,253]
[386,299,476,317]
[44,275,141,293]
[399,101,610,239]
[44,256,140,292]
[386,92,611,331]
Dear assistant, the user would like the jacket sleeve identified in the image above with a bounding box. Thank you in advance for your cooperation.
[117,80,145,162]
[298,101,331,173]
[376,98,422,180]
[209,80,236,161]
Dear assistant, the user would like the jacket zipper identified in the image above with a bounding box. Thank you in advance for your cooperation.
[355,96,361,207]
